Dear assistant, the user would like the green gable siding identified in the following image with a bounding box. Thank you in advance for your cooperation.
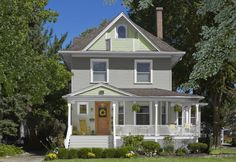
[80,87,123,96]
[88,17,156,51]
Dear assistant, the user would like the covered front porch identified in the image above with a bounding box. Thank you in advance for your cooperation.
[63,84,205,148]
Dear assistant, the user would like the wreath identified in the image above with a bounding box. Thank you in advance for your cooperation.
[99,107,107,117]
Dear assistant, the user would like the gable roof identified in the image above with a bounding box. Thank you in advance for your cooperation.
[66,12,180,52]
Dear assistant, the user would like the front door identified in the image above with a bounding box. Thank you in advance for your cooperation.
[95,101,111,135]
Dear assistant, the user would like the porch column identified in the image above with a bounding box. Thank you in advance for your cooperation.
[112,103,117,148]
[68,103,72,127]
[196,104,199,125]
[155,103,158,137]
[189,106,192,125]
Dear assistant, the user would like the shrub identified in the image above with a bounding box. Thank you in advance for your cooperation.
[57,148,68,159]
[87,152,96,158]
[125,152,136,158]
[68,149,78,159]
[141,141,160,156]
[187,142,208,153]
[122,135,144,150]
[0,144,23,157]
[175,148,188,156]
[115,147,129,158]
[91,148,103,158]
[45,153,58,161]
[102,148,116,158]
[163,136,174,154]
[78,148,91,158]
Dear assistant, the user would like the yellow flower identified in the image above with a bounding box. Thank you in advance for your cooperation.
[87,152,96,158]
[47,153,58,160]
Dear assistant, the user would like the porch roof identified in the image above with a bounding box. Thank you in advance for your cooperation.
[63,83,205,104]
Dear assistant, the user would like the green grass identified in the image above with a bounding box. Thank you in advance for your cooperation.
[210,148,236,155]
[52,156,236,162]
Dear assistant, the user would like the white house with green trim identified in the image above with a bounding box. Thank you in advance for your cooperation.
[59,8,206,149]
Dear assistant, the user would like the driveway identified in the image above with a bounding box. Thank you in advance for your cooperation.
[0,152,44,162]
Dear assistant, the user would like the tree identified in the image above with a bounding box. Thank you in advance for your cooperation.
[0,0,71,140]
[186,0,236,146]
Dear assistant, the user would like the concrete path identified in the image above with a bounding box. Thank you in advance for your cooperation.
[0,153,44,162]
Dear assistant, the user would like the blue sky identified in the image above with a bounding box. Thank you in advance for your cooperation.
[46,0,128,46]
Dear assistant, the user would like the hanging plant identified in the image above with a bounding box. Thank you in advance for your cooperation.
[174,104,182,112]
[132,103,140,112]
[191,105,196,113]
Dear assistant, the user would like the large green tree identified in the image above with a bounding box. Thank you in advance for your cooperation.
[0,0,71,140]
[186,0,236,146]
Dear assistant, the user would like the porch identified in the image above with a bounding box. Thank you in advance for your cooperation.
[63,84,205,148]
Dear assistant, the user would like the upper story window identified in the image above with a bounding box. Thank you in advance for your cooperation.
[134,60,153,83]
[90,59,109,83]
[117,25,127,38]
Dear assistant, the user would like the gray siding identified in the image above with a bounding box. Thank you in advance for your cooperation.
[71,57,172,92]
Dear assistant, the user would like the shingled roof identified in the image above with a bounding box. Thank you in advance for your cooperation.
[66,13,180,52]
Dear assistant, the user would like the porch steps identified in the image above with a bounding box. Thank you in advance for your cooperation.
[69,135,111,148]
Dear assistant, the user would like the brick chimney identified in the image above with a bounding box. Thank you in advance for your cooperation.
[156,7,163,39]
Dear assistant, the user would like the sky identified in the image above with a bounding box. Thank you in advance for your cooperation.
[46,0,128,46]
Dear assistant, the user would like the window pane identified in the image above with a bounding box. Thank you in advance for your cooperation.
[118,26,126,38]
[93,62,106,71]
[162,114,166,125]
[136,114,149,125]
[137,63,150,72]
[93,71,106,82]
[137,73,150,82]
[80,105,87,114]
[139,106,149,113]
[118,114,124,125]
[118,107,124,114]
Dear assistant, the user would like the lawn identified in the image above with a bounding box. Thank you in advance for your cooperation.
[52,156,236,162]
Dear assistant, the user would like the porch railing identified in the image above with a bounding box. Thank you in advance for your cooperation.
[115,125,200,136]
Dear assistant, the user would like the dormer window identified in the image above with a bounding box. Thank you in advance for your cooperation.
[117,25,127,38]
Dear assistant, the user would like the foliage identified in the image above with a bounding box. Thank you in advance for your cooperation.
[175,148,188,156]
[77,148,92,158]
[125,151,136,158]
[91,148,103,158]
[57,148,69,159]
[72,126,79,135]
[68,149,78,159]
[0,144,24,157]
[174,104,182,112]
[141,141,160,156]
[122,135,144,150]
[115,147,130,158]
[187,142,208,154]
[102,148,117,158]
[87,152,96,158]
[232,138,236,147]
[163,136,174,154]
[45,152,58,161]
[0,0,71,141]
[132,103,141,112]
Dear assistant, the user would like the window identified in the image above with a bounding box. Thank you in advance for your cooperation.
[78,102,88,115]
[161,102,167,125]
[135,60,152,83]
[91,59,108,82]
[136,106,150,125]
[117,25,127,38]
[178,111,182,125]
[191,108,196,125]
[118,102,125,125]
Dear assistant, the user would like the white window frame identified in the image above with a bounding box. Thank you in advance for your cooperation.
[77,102,88,115]
[115,24,127,38]
[90,59,109,83]
[134,60,153,84]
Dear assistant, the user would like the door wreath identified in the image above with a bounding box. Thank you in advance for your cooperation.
[99,107,107,117]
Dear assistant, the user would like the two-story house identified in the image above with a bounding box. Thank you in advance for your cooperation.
[60,8,205,149]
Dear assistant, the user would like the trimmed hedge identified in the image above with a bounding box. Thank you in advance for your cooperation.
[0,144,24,157]
[175,148,188,156]
[56,147,133,159]
[187,142,208,153]
[141,141,160,156]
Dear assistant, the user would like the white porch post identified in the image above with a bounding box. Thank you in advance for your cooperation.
[155,102,158,138]
[64,103,72,149]
[189,107,192,125]
[196,104,199,125]
[68,103,72,127]
[113,103,117,148]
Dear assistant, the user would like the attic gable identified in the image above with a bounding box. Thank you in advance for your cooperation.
[83,12,159,52]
